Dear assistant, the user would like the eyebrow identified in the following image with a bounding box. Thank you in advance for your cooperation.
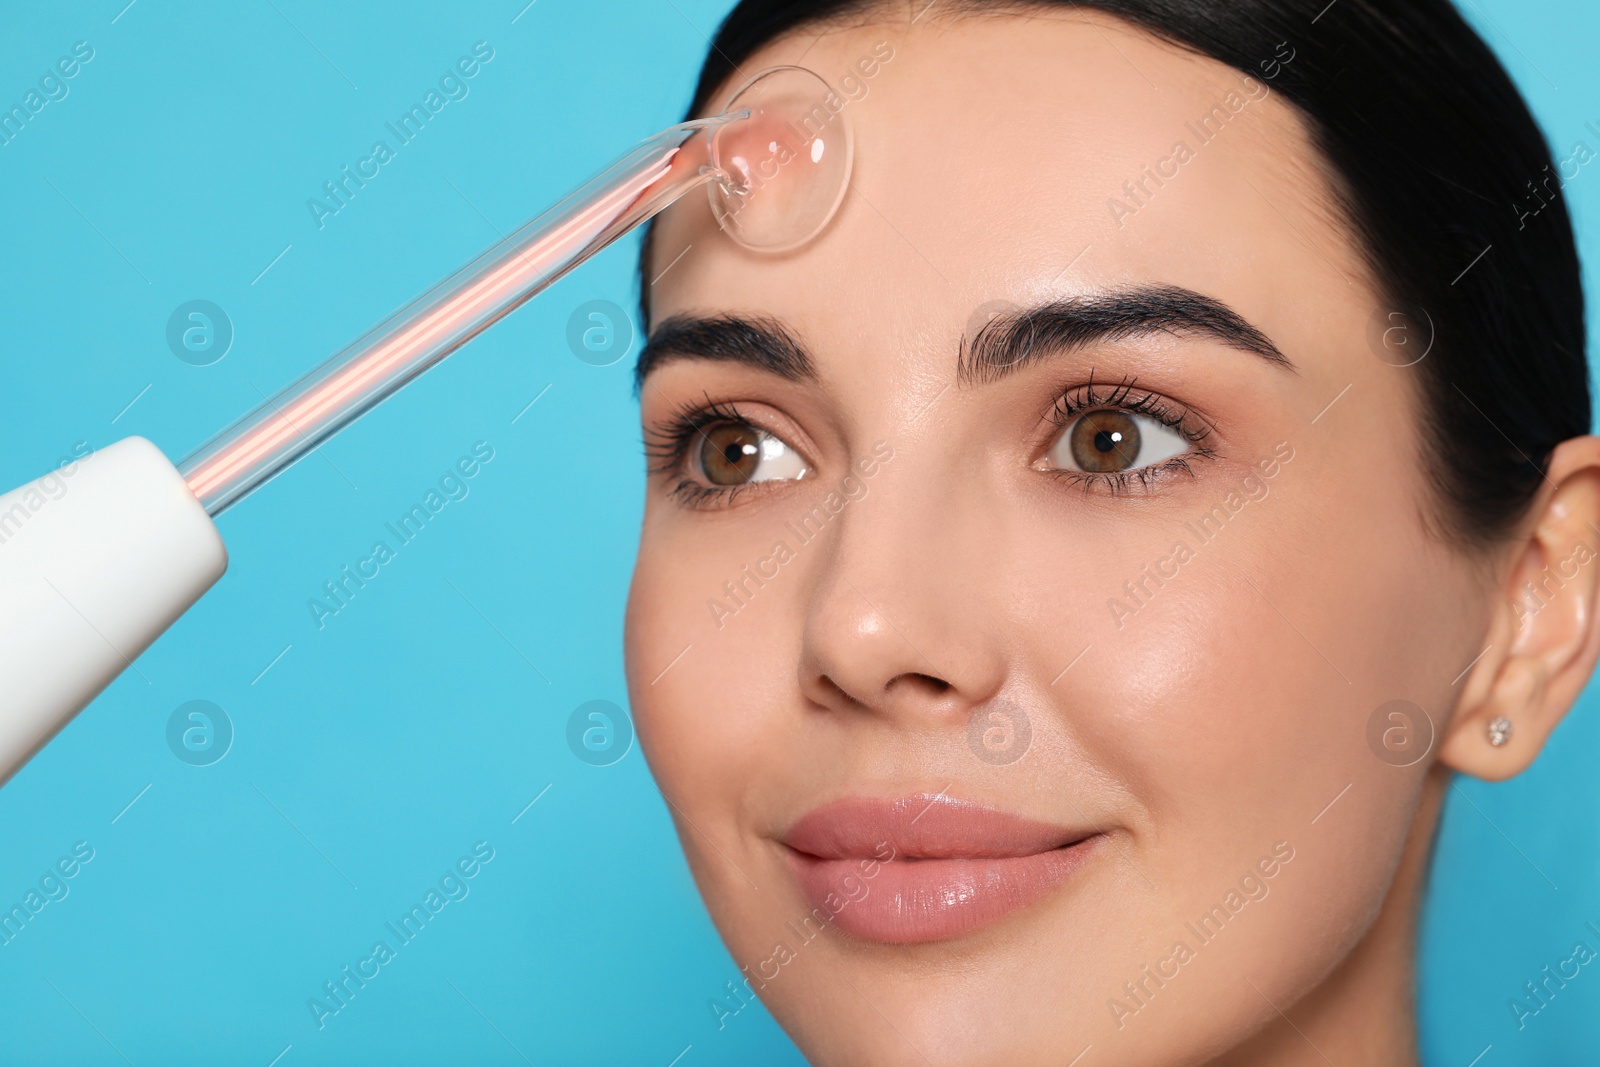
[634,313,815,394]
[961,286,1293,385]
[634,285,1292,392]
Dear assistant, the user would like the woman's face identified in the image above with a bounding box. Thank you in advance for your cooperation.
[628,11,1491,1064]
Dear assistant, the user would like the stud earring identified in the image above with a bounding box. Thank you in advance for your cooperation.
[1487,715,1513,747]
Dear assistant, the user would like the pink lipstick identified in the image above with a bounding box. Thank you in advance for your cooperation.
[783,793,1099,943]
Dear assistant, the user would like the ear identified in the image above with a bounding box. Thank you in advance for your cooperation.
[1441,435,1600,781]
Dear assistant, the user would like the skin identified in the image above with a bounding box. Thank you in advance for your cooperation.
[625,8,1600,1065]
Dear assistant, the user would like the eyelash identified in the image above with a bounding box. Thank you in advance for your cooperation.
[1043,374,1216,495]
[643,395,785,510]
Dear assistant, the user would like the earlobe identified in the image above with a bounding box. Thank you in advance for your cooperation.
[1441,655,1547,781]
[1440,435,1600,782]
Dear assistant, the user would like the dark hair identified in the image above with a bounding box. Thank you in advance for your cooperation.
[638,0,1588,546]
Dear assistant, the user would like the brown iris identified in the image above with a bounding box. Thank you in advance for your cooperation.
[699,422,762,485]
[1069,410,1142,472]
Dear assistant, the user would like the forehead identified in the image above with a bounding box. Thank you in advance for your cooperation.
[647,11,1373,365]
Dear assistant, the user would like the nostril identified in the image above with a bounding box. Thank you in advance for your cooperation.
[810,671,953,712]
[812,674,860,709]
[904,672,952,695]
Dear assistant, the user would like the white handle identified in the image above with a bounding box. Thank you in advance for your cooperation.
[0,436,227,786]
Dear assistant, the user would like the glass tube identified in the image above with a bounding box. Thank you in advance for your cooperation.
[178,116,736,516]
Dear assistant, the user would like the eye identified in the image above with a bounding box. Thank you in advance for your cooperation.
[694,420,808,486]
[1045,408,1191,475]
[644,398,815,509]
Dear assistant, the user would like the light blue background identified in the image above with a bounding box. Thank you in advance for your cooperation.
[0,2,1593,1064]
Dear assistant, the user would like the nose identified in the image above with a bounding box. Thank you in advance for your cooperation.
[796,466,1007,726]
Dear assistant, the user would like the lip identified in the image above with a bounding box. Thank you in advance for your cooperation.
[782,794,1099,943]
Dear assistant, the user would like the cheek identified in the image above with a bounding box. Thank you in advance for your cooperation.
[1026,444,1476,962]
[625,513,822,961]
[624,514,799,815]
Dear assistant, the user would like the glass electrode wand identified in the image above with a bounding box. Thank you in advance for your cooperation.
[0,66,851,786]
